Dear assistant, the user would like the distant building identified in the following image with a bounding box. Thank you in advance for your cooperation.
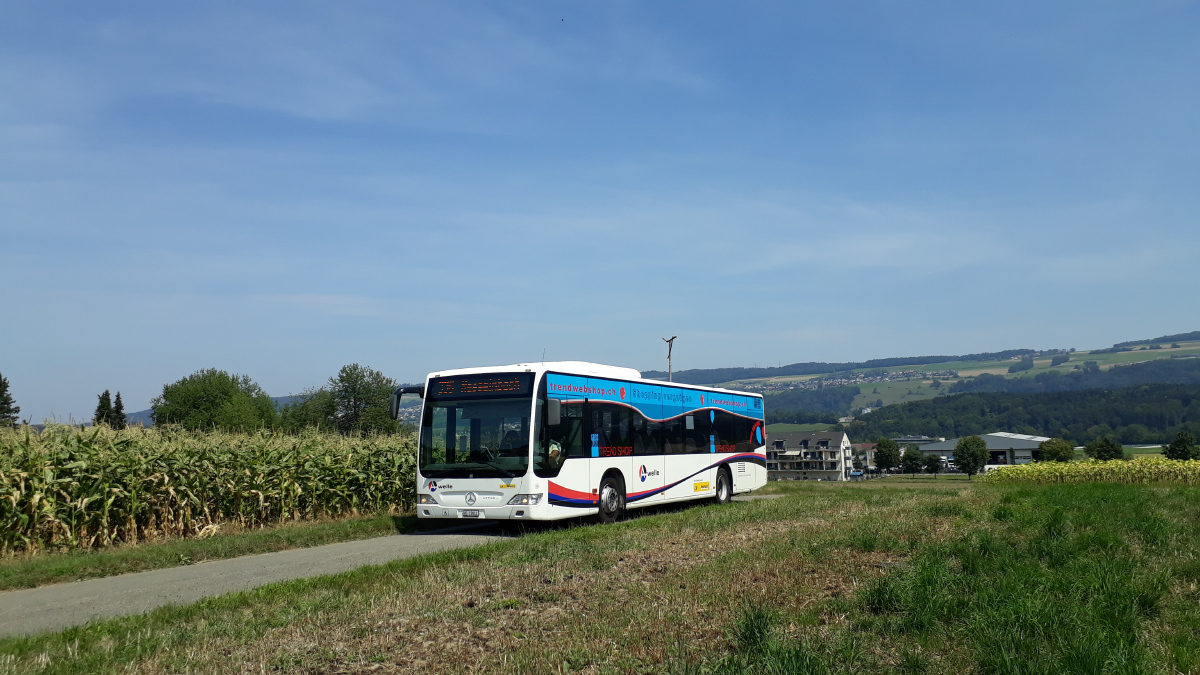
[851,442,877,469]
[765,431,853,481]
[920,432,1050,467]
[838,416,855,424]
[860,407,875,415]
[892,435,940,446]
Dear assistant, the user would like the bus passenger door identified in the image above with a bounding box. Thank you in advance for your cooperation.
[629,413,664,506]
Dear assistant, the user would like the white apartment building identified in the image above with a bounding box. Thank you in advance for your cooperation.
[765,431,853,481]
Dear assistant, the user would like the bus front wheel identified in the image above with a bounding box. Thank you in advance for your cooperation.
[714,469,732,505]
[597,475,625,524]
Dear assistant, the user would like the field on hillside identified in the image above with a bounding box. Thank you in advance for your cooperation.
[5,480,1200,674]
[725,340,1200,396]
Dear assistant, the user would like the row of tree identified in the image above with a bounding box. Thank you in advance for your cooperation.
[869,431,1199,478]
[93,390,127,429]
[149,364,404,435]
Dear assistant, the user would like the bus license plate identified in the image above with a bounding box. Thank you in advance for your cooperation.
[460,510,482,518]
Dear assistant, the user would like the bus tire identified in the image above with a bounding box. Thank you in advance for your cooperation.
[597,473,625,524]
[714,468,732,505]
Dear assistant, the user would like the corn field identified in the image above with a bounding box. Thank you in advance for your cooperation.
[0,424,416,554]
[983,455,1200,485]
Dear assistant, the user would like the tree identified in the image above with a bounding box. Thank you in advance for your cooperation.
[1051,354,1070,367]
[94,390,113,427]
[955,435,989,479]
[111,392,126,430]
[930,379,942,389]
[151,368,278,431]
[328,364,399,435]
[279,389,337,432]
[901,446,924,476]
[1164,431,1197,461]
[1038,438,1075,463]
[1008,357,1034,373]
[874,437,901,474]
[0,372,19,427]
[1084,436,1124,461]
[1083,360,1101,375]
[924,453,943,476]
[852,456,864,471]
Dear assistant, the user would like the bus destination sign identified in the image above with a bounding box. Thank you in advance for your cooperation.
[429,373,534,400]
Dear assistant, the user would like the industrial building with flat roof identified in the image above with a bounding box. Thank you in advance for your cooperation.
[920,432,1050,467]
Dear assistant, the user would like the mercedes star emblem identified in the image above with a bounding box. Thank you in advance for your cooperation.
[465,492,477,506]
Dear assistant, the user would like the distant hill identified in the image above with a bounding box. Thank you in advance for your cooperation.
[848,383,1200,446]
[642,349,1037,385]
[1114,331,1200,349]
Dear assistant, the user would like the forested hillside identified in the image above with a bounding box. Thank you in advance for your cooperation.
[948,357,1200,395]
[847,384,1200,445]
[761,385,861,416]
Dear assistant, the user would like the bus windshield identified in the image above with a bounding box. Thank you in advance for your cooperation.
[418,373,534,479]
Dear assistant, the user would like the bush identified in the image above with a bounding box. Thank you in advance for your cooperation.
[1051,354,1070,367]
[1165,431,1198,461]
[1085,436,1125,461]
[0,424,416,553]
[1038,438,1075,463]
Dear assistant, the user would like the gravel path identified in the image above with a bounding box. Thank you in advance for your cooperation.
[0,525,500,638]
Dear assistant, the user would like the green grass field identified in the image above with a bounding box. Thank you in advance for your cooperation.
[4,480,1200,674]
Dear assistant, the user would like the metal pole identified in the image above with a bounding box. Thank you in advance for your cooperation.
[662,336,677,382]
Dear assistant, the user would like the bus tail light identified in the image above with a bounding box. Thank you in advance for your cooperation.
[507,494,542,506]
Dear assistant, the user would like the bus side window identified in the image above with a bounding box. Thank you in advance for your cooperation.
[663,418,685,454]
[537,399,585,477]
[560,403,586,458]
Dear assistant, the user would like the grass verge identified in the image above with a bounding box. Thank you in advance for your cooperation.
[3,481,1200,674]
[0,513,419,591]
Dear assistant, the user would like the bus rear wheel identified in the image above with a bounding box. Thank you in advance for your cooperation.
[714,469,732,505]
[597,475,625,524]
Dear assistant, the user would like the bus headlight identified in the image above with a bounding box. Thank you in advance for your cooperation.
[507,494,542,506]
[418,494,437,504]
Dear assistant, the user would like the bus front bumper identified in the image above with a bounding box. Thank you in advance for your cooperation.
[417,505,533,520]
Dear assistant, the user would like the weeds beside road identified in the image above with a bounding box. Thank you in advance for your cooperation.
[3,480,1200,674]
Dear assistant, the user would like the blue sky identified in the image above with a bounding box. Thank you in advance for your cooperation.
[3,2,1198,422]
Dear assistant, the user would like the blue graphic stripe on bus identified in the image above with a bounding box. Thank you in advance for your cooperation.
[544,373,763,420]
[625,453,766,503]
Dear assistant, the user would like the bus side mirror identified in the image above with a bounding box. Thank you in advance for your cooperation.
[389,385,426,420]
[546,399,561,425]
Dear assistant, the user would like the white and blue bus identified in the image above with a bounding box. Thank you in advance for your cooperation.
[390,361,767,523]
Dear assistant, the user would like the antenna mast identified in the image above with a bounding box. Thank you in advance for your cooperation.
[661,336,677,382]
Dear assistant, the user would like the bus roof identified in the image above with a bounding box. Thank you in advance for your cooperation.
[425,361,762,398]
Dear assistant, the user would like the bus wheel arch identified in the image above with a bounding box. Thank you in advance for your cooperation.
[597,470,625,524]
[714,466,733,505]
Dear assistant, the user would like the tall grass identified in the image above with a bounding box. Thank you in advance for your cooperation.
[0,424,415,554]
[984,455,1200,485]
